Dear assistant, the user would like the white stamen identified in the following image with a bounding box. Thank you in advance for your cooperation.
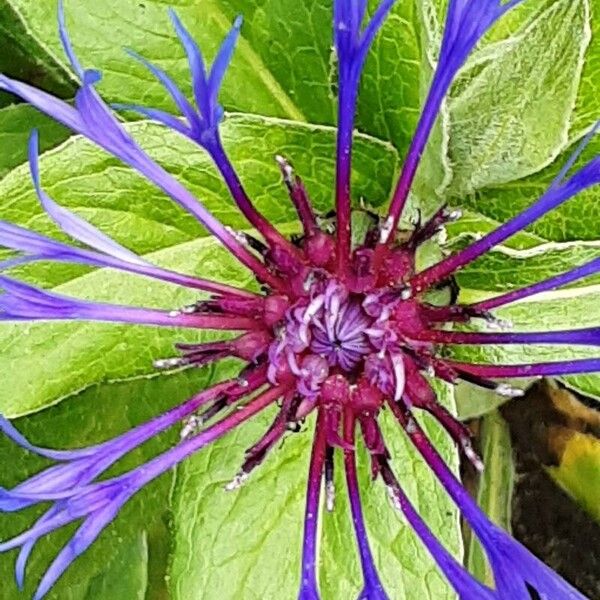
[154,357,183,370]
[225,225,247,244]
[462,440,484,473]
[225,472,249,491]
[303,295,325,323]
[180,415,202,440]
[495,383,524,398]
[181,303,199,314]
[326,480,335,512]
[386,486,403,513]
[391,353,406,401]
[275,155,294,183]
[379,216,395,243]
[485,317,513,331]
[405,417,418,435]
[400,286,412,301]
[303,271,316,292]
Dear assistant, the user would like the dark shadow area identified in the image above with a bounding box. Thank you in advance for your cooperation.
[501,381,600,600]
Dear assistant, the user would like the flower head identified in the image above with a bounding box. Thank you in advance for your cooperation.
[0,0,598,599]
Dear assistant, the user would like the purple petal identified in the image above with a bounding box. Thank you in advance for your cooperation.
[33,502,123,600]
[57,0,84,79]
[124,48,199,128]
[0,415,95,461]
[112,103,191,135]
[472,255,600,311]
[449,358,600,378]
[0,275,258,329]
[344,444,388,599]
[3,386,282,595]
[0,379,241,513]
[298,414,326,600]
[549,121,600,190]
[334,0,396,270]
[167,9,210,122]
[0,75,83,132]
[358,1,395,64]
[207,15,242,113]
[425,327,600,346]
[0,219,255,296]
[15,506,60,590]
[28,130,146,265]
[0,70,280,287]
[386,0,524,229]
[391,404,588,599]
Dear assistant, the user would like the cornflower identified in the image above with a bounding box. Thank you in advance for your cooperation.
[0,1,598,598]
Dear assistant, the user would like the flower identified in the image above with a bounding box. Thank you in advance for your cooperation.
[0,0,598,598]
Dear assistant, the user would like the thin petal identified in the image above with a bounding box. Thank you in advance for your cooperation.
[0,75,83,132]
[1,69,283,287]
[0,275,259,329]
[207,16,242,113]
[15,507,60,590]
[358,0,395,64]
[422,327,600,346]
[0,219,257,297]
[33,502,123,600]
[298,410,327,600]
[111,103,191,135]
[389,402,588,599]
[448,358,600,378]
[124,48,199,128]
[1,380,247,514]
[57,0,84,79]
[385,0,524,230]
[0,415,94,461]
[378,458,496,599]
[29,130,146,265]
[334,0,396,272]
[167,9,211,122]
[343,416,388,600]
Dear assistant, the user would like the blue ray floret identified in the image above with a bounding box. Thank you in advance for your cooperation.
[0,0,598,599]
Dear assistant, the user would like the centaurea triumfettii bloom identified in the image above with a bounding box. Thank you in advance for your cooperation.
[0,0,599,598]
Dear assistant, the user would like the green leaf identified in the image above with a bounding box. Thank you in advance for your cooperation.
[4,0,455,191]
[0,369,210,599]
[6,0,308,121]
[447,0,590,197]
[84,533,148,600]
[454,241,600,294]
[0,1,75,107]
[169,380,461,600]
[571,0,600,136]
[466,411,514,585]
[454,379,533,420]
[169,403,310,600]
[450,134,600,245]
[0,104,69,179]
[0,115,398,417]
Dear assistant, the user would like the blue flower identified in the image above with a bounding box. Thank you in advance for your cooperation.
[0,0,597,598]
